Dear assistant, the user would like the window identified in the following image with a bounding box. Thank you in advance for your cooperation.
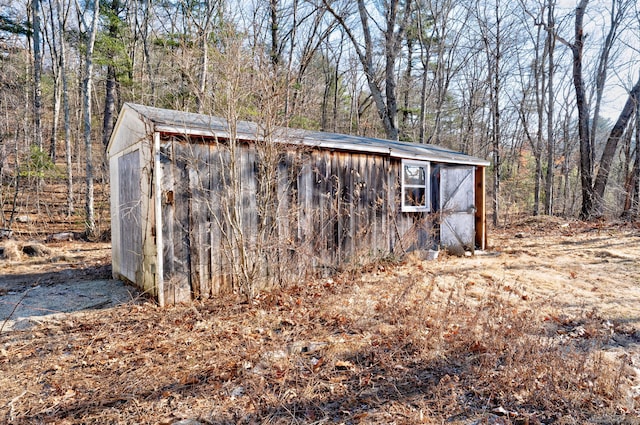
[401,160,430,212]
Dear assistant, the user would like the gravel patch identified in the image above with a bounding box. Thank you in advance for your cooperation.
[0,279,138,332]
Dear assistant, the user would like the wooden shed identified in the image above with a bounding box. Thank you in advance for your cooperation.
[107,103,490,305]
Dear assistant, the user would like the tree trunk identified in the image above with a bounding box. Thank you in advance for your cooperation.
[544,0,555,215]
[102,64,117,148]
[635,107,640,217]
[401,36,413,135]
[83,0,100,238]
[492,60,500,227]
[532,21,545,216]
[50,73,61,159]
[572,0,593,219]
[142,0,155,105]
[332,37,343,133]
[415,3,433,144]
[283,0,297,120]
[196,30,209,114]
[588,0,628,153]
[44,0,62,160]
[383,0,400,140]
[560,104,573,215]
[196,0,215,114]
[621,111,638,218]
[54,0,73,215]
[483,0,502,227]
[101,0,121,148]
[534,155,542,215]
[320,51,330,131]
[270,0,279,66]
[31,0,44,150]
[356,0,397,140]
[324,0,412,141]
[591,75,640,214]
[419,67,428,144]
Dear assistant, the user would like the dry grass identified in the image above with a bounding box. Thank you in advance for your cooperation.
[0,240,22,261]
[1,219,640,424]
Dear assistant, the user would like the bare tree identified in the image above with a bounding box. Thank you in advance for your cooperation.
[80,0,100,237]
[632,123,639,218]
[566,0,592,219]
[54,0,74,215]
[476,0,506,226]
[141,0,156,105]
[543,0,556,215]
[270,0,280,66]
[414,0,469,145]
[555,0,637,217]
[588,0,631,155]
[188,0,220,113]
[324,0,413,140]
[101,0,122,148]
[591,75,640,210]
[30,0,44,151]
[620,105,639,218]
[519,0,558,215]
[286,3,337,122]
[517,3,546,216]
[41,0,61,160]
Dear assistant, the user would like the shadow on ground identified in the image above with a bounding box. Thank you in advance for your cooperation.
[0,266,140,331]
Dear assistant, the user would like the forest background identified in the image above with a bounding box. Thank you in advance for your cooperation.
[1,0,639,238]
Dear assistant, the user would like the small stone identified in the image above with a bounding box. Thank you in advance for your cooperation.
[48,232,75,241]
[11,320,35,331]
[230,386,244,398]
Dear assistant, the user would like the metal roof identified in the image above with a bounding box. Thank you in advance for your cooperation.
[126,103,490,167]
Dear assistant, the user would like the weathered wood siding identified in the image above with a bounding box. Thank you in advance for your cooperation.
[116,149,142,282]
[108,107,149,285]
[159,136,434,302]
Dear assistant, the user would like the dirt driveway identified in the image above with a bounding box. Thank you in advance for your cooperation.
[0,240,140,331]
[441,219,640,326]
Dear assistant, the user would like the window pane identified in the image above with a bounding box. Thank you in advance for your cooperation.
[404,164,425,185]
[405,187,426,207]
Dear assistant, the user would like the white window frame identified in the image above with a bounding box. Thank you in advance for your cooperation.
[401,159,431,212]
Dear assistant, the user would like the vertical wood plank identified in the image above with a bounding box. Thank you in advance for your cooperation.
[341,153,353,260]
[188,160,201,299]
[160,141,175,301]
[199,143,212,298]
[169,142,193,303]
[208,142,221,295]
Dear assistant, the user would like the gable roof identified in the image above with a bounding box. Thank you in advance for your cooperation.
[111,103,490,167]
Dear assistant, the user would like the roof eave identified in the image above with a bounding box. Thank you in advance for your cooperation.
[153,124,490,167]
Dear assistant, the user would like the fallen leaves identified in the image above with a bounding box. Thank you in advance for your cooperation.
[1,224,640,424]
[334,360,355,371]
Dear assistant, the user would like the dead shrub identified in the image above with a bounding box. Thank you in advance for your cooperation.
[0,240,22,261]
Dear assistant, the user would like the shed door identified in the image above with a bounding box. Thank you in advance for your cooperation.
[118,149,142,281]
[440,166,475,253]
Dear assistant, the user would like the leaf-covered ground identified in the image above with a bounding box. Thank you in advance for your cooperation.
[1,217,639,424]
